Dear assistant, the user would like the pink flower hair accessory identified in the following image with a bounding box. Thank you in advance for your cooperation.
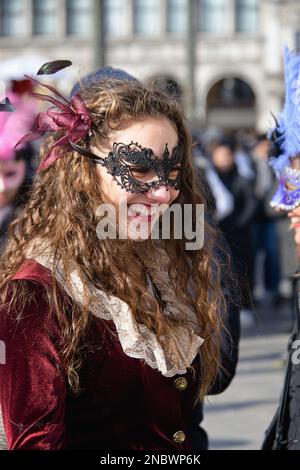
[15,60,93,173]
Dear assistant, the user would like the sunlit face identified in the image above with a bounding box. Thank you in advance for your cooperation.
[0,159,26,208]
[287,156,300,245]
[93,115,181,240]
[212,145,235,173]
[271,163,300,211]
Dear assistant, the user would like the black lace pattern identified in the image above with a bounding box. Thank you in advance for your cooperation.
[70,140,183,194]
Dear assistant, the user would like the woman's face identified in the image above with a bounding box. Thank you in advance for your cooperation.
[93,115,181,240]
[287,156,300,244]
[0,159,26,208]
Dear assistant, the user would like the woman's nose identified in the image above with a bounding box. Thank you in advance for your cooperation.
[146,185,171,203]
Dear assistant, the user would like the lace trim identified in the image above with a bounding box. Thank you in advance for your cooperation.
[25,242,204,377]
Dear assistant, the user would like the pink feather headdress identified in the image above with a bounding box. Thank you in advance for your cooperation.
[0,92,35,161]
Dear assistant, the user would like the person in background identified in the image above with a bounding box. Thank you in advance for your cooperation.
[251,134,282,305]
[235,137,256,182]
[263,46,300,450]
[192,129,234,223]
[211,137,258,326]
[0,91,36,251]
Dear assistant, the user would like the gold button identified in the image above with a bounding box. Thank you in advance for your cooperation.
[173,430,186,444]
[173,377,188,391]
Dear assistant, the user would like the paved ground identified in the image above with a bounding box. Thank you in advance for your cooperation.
[203,298,291,450]
[0,297,292,451]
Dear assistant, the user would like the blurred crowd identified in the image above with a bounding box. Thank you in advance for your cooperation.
[191,128,293,326]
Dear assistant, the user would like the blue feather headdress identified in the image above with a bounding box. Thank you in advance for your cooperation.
[268,46,300,211]
[269,46,300,174]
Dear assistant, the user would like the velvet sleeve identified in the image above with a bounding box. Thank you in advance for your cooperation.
[0,281,67,450]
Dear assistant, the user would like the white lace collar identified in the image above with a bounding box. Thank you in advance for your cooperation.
[25,243,204,377]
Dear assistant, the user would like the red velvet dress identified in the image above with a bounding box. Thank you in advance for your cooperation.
[0,259,201,450]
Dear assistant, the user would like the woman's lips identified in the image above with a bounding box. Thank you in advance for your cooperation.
[127,204,160,220]
[128,214,154,222]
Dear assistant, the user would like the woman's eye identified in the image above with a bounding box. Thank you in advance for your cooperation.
[129,167,149,176]
[128,165,182,179]
[4,172,17,178]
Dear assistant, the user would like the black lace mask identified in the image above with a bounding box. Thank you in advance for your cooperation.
[70,140,183,194]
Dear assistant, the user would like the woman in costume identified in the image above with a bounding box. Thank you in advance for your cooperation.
[0,92,35,251]
[0,63,238,450]
[264,46,300,450]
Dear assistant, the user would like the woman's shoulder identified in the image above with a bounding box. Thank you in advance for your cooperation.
[0,263,66,450]
[11,258,55,288]
[0,259,60,342]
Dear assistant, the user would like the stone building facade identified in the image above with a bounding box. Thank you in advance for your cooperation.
[0,0,299,131]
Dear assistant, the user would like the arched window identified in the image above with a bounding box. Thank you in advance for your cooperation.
[208,78,255,107]
[206,78,256,129]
